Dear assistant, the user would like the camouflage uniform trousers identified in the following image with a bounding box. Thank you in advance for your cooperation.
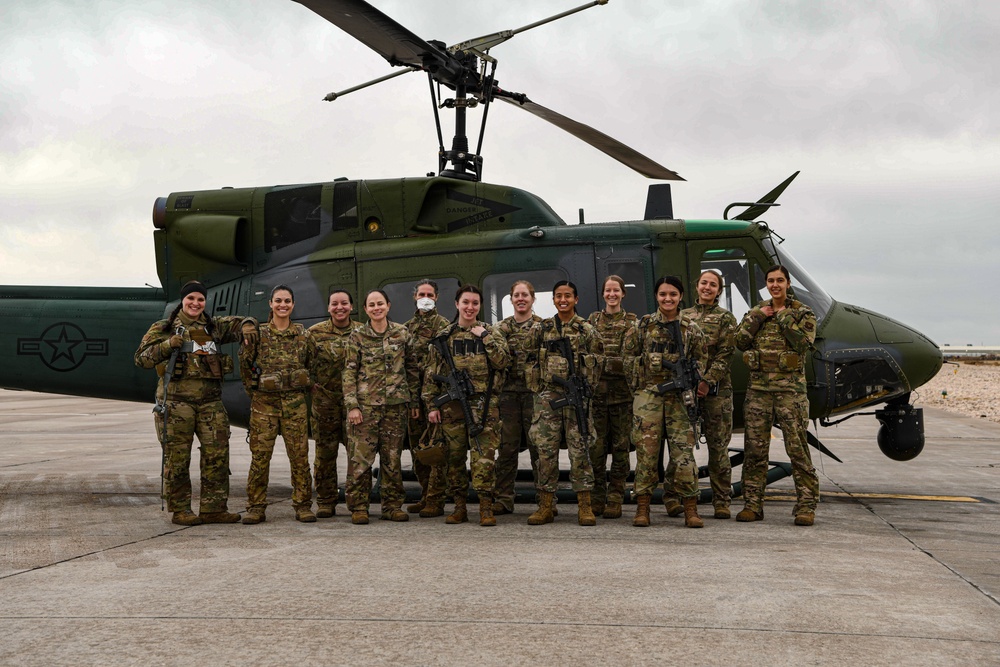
[407,412,446,507]
[589,394,632,507]
[633,390,698,498]
[311,386,346,508]
[246,391,312,511]
[741,389,818,514]
[663,390,734,508]
[494,390,541,511]
[529,391,595,494]
[440,395,500,502]
[154,398,232,513]
[346,403,407,513]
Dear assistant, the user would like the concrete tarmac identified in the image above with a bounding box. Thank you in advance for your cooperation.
[1,389,998,666]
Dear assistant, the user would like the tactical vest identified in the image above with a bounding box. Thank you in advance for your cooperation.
[534,317,599,391]
[254,322,310,392]
[588,310,636,378]
[165,321,233,381]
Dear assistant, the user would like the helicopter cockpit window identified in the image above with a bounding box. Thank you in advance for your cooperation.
[700,248,753,322]
[604,261,648,316]
[757,239,833,322]
[381,278,461,322]
[483,269,567,323]
[332,181,358,232]
[264,185,322,251]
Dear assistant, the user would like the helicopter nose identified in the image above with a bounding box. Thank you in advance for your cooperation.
[813,302,942,413]
[866,309,943,391]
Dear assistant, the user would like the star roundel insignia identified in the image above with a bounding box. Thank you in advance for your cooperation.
[17,322,109,372]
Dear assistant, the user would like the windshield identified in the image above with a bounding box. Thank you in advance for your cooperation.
[761,236,834,323]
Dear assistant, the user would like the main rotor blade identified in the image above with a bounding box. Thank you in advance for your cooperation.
[293,0,454,73]
[495,94,683,180]
[733,171,800,221]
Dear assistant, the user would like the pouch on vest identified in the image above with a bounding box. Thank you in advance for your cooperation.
[778,351,801,372]
[258,373,282,392]
[604,358,625,376]
[545,355,569,383]
[742,350,760,370]
[290,368,311,388]
[647,352,663,373]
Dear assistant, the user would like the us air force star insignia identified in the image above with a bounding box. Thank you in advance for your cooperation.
[17,323,109,372]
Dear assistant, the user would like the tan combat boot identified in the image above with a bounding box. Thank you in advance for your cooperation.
[794,511,815,526]
[406,499,426,514]
[590,494,606,517]
[315,504,336,518]
[172,510,203,526]
[199,511,240,524]
[419,501,445,518]
[491,501,513,515]
[381,508,409,522]
[351,509,370,525]
[577,491,597,526]
[445,500,468,524]
[242,507,266,525]
[603,501,622,519]
[479,495,496,527]
[713,504,731,520]
[527,491,555,525]
[295,507,317,523]
[683,497,704,528]
[735,506,763,522]
[663,496,683,517]
[632,494,651,527]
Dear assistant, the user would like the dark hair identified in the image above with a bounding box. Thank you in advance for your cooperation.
[365,289,390,305]
[552,279,578,297]
[654,275,684,295]
[451,284,483,323]
[270,284,295,301]
[413,279,438,297]
[329,289,353,305]
[765,264,791,282]
[162,284,215,334]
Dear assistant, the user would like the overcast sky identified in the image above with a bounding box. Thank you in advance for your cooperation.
[2,0,998,345]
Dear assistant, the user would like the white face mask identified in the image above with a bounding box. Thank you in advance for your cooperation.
[416,297,435,312]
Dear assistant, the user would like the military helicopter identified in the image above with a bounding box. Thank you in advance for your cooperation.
[0,0,941,495]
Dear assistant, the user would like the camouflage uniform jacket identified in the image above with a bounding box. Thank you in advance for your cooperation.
[494,314,542,393]
[343,321,419,411]
[135,312,252,403]
[527,314,604,393]
[405,309,450,372]
[734,298,816,393]
[307,319,363,394]
[421,320,511,412]
[623,310,708,394]
[587,309,637,404]
[680,302,737,390]
[240,321,312,394]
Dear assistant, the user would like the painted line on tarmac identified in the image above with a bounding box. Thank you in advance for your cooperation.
[763,492,982,503]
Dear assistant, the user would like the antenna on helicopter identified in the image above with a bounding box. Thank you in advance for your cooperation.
[296,0,682,182]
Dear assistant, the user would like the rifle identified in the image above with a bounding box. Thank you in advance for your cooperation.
[546,337,593,440]
[429,333,484,455]
[152,325,185,510]
[652,319,701,446]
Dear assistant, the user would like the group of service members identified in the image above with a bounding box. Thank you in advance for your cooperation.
[135,265,819,530]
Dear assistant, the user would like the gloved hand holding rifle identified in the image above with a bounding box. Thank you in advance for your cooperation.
[652,319,702,443]
[547,337,593,440]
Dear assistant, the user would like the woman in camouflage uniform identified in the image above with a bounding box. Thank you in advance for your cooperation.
[525,280,603,527]
[734,264,819,526]
[586,275,637,519]
[241,285,315,525]
[307,289,362,518]
[623,275,708,528]
[135,280,257,526]
[423,285,510,526]
[403,279,450,518]
[668,270,738,519]
[343,289,420,525]
[492,280,542,515]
